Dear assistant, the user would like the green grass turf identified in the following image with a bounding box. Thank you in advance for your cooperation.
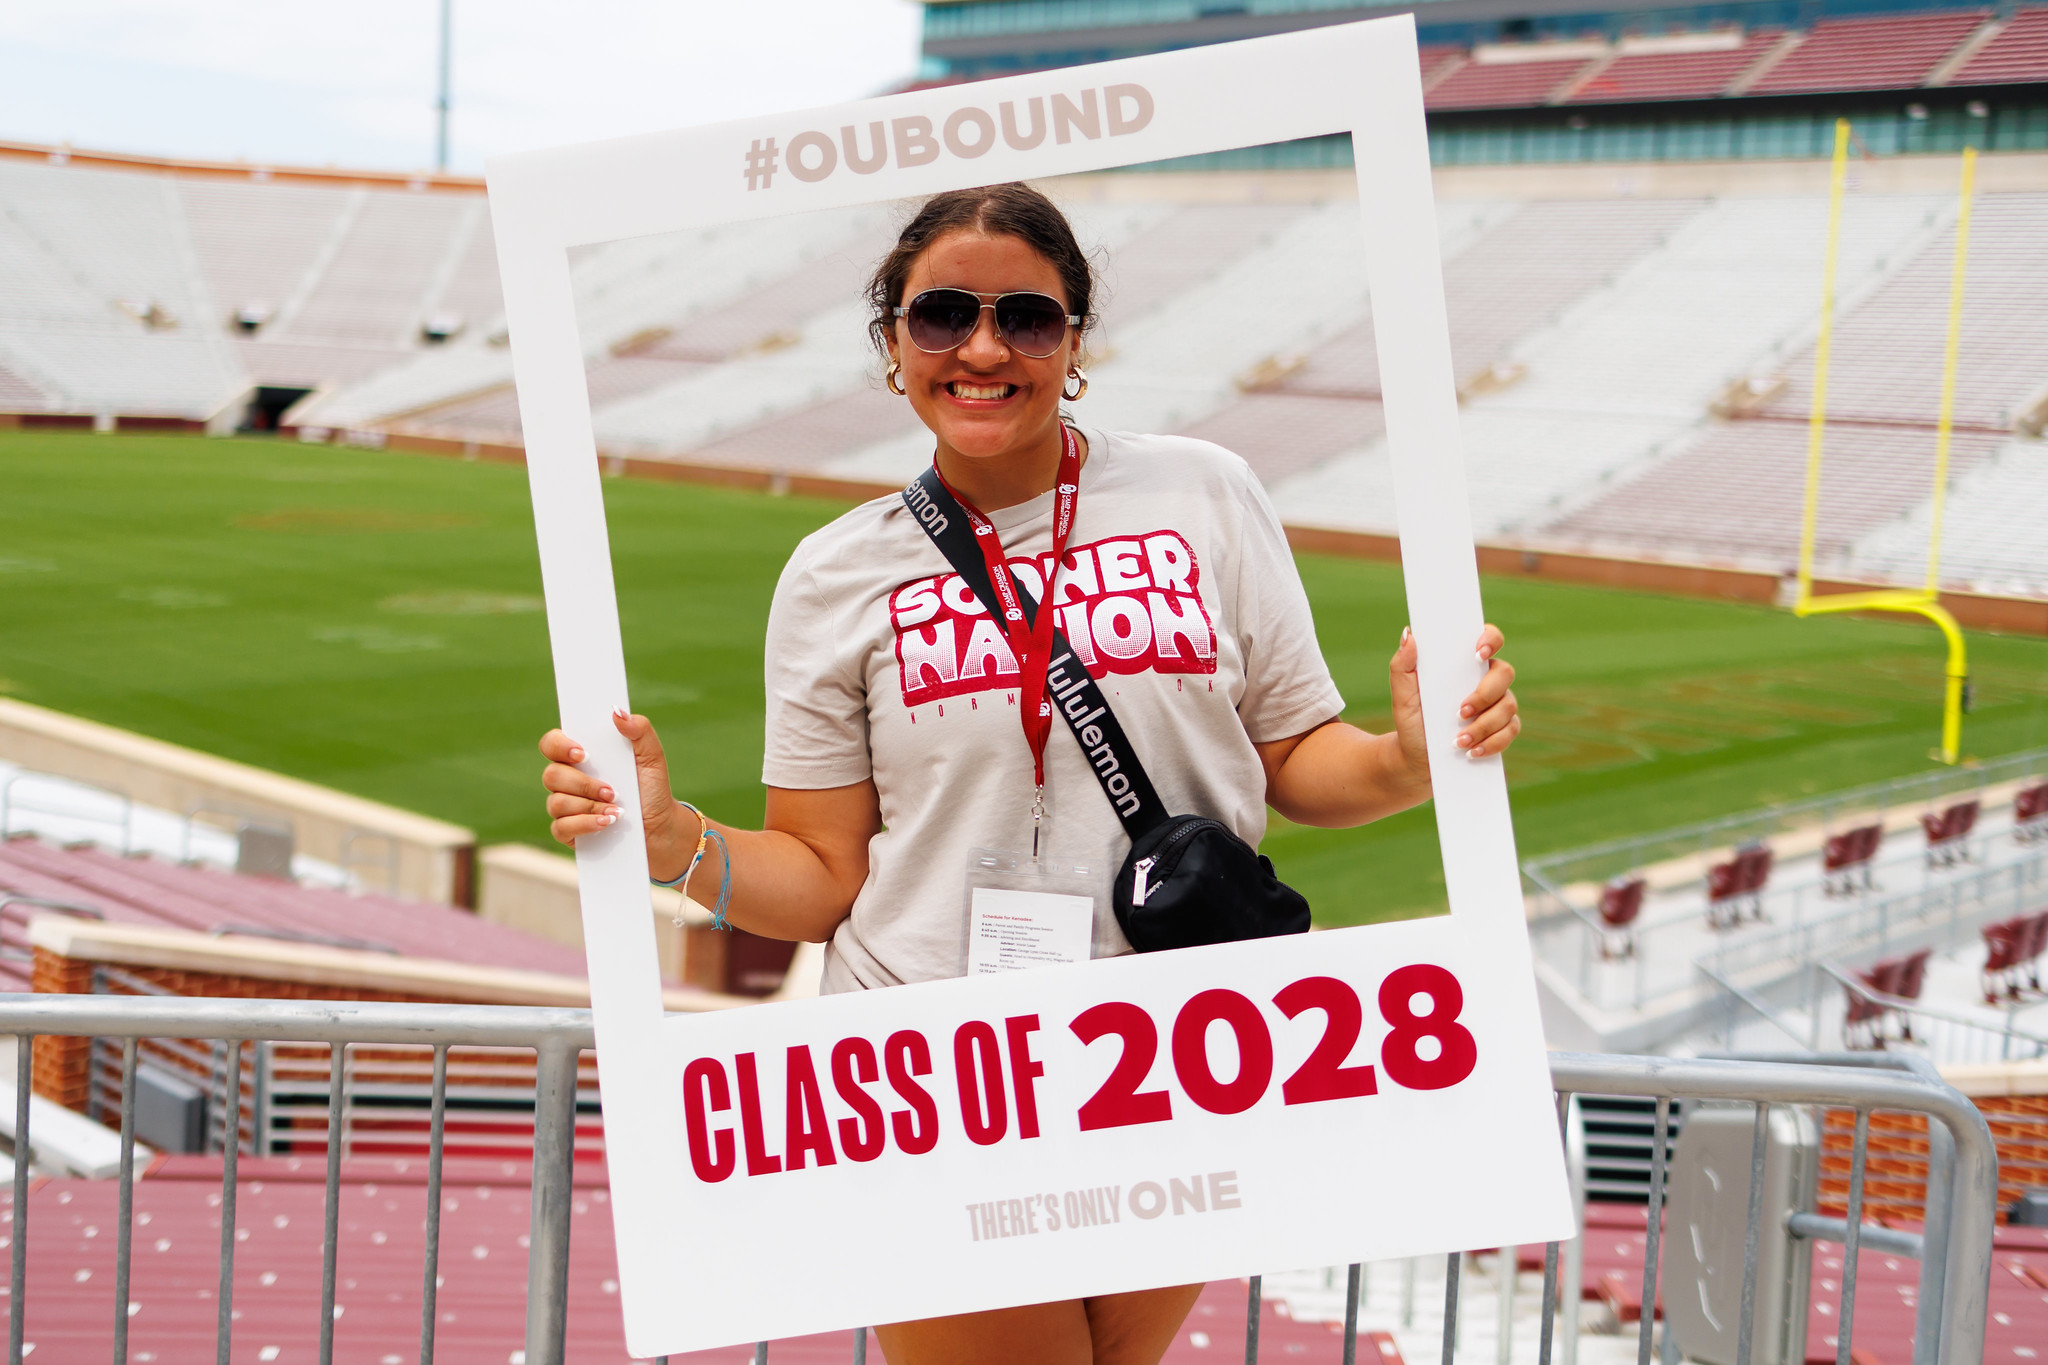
[3,429,2045,925]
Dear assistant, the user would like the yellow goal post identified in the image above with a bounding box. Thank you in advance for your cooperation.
[1793,119,1977,765]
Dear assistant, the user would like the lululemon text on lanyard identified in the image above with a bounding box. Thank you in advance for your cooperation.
[930,424,1081,852]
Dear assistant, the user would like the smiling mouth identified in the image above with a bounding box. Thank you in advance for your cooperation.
[947,381,1017,400]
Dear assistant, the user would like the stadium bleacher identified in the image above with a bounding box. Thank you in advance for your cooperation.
[1426,45,1604,109]
[1952,5,2048,85]
[1545,418,2006,568]
[0,835,587,993]
[1746,9,1992,95]
[1566,30,1787,104]
[1755,192,2048,432]
[2,8,2043,1357]
[1541,187,2047,577]
[2,1,2046,604]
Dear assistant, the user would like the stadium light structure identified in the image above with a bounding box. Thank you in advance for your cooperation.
[1794,119,1975,766]
[435,0,453,173]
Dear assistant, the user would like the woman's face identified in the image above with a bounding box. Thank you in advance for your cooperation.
[886,229,1076,470]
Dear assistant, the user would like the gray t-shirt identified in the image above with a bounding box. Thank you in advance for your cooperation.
[761,425,1345,993]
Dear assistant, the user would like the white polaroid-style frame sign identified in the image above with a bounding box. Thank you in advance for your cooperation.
[488,16,1571,1358]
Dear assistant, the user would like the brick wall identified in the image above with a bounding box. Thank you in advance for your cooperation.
[1818,1099,2048,1226]
[30,946,424,1109]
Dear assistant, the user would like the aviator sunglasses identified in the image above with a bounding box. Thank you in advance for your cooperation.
[893,288,1080,359]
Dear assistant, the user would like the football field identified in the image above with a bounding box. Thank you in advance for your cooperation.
[3,429,2045,925]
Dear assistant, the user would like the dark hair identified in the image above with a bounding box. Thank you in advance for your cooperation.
[865,182,1096,355]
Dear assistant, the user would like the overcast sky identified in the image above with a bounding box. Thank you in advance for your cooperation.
[0,1,929,174]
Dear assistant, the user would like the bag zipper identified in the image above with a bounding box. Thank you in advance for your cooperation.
[1130,821,1209,907]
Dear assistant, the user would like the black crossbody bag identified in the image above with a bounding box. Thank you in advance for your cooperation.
[903,466,1310,953]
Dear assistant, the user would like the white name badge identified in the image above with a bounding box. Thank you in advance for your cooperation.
[968,887,1095,974]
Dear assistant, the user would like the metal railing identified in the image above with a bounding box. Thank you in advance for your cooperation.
[1538,838,2047,1018]
[0,996,2003,1365]
[1523,746,2048,900]
[0,771,134,855]
[1704,852,2048,985]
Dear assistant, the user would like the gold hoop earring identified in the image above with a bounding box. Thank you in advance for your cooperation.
[885,361,907,396]
[1063,365,1089,402]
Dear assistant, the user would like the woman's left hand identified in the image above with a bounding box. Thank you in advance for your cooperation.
[1389,623,1521,779]
[1259,624,1521,828]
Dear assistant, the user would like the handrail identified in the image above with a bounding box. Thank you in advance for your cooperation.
[0,895,105,922]
[1548,1051,1996,1365]
[1707,848,2045,979]
[1695,960,1815,1050]
[0,769,134,854]
[1720,1049,1961,1365]
[0,992,597,1048]
[0,999,1997,1365]
[1523,863,1600,928]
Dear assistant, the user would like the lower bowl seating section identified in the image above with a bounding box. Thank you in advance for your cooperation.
[0,834,587,994]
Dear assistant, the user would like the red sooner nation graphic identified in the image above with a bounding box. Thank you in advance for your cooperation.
[892,531,1217,705]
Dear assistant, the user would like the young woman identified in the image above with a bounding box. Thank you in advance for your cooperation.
[539,182,1521,1365]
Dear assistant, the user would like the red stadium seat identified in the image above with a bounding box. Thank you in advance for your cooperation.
[1707,856,1743,929]
[1599,875,1647,959]
[2015,782,2048,844]
[2023,912,2048,992]
[1824,821,1883,895]
[1895,947,1932,1002]
[1984,919,2028,1001]
[1706,842,1772,928]
[1892,947,1933,1040]
[1844,970,1889,1050]
[1738,844,1773,918]
[1923,798,1980,867]
[1844,950,1931,1048]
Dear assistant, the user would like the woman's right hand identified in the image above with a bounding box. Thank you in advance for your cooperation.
[539,712,693,880]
